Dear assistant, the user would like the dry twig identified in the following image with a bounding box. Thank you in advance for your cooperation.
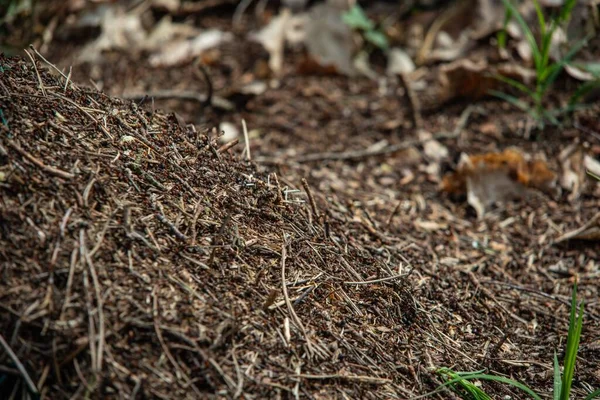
[7,140,75,179]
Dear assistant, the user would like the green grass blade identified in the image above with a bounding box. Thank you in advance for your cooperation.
[550,103,595,117]
[540,37,589,93]
[533,0,546,38]
[441,370,492,400]
[489,90,539,119]
[447,372,542,400]
[539,21,557,75]
[553,351,562,400]
[497,8,512,49]
[583,388,600,400]
[568,80,600,107]
[411,369,493,400]
[492,73,535,96]
[558,0,578,25]
[560,283,584,400]
[541,108,560,126]
[500,0,542,68]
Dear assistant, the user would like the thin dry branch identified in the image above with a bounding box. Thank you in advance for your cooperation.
[295,373,392,384]
[121,90,234,110]
[0,333,39,395]
[399,72,423,130]
[7,140,75,179]
[281,242,315,358]
[301,178,320,221]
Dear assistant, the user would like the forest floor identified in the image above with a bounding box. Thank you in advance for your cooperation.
[1,1,599,399]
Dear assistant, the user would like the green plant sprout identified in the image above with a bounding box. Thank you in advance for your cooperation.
[342,4,389,52]
[414,282,600,400]
[492,0,599,127]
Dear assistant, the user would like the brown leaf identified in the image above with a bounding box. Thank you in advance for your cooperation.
[438,59,497,103]
[559,143,586,202]
[441,148,557,218]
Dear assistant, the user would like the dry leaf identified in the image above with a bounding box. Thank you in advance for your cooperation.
[428,30,472,62]
[386,48,415,75]
[495,63,537,86]
[143,15,200,50]
[585,155,600,178]
[149,29,233,67]
[151,0,180,12]
[423,140,449,162]
[438,59,496,102]
[471,0,507,39]
[78,5,146,62]
[249,9,308,76]
[564,64,596,81]
[249,9,294,76]
[559,143,586,201]
[442,148,557,218]
[304,2,356,76]
[436,60,536,106]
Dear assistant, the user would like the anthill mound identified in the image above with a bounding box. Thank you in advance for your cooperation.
[0,54,421,399]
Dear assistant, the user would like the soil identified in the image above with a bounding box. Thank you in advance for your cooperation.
[1,2,600,399]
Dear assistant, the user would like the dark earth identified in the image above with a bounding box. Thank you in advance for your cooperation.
[1,1,599,399]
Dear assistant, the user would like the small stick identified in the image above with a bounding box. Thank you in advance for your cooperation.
[242,119,251,160]
[64,66,73,93]
[301,178,320,221]
[7,140,75,179]
[399,72,423,130]
[82,270,97,378]
[59,248,78,320]
[193,61,213,109]
[29,45,71,83]
[217,138,239,154]
[271,173,284,204]
[156,213,187,241]
[190,199,203,247]
[294,373,391,384]
[131,378,143,400]
[344,273,405,285]
[452,105,479,138]
[385,200,402,229]
[81,229,105,373]
[121,90,233,110]
[231,347,244,399]
[281,243,315,357]
[23,49,47,96]
[233,0,253,27]
[0,333,39,395]
[152,289,192,384]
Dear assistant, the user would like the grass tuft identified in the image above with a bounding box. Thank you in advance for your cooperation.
[493,0,598,128]
[415,282,600,400]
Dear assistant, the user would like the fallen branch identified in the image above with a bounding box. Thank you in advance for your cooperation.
[121,90,234,111]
